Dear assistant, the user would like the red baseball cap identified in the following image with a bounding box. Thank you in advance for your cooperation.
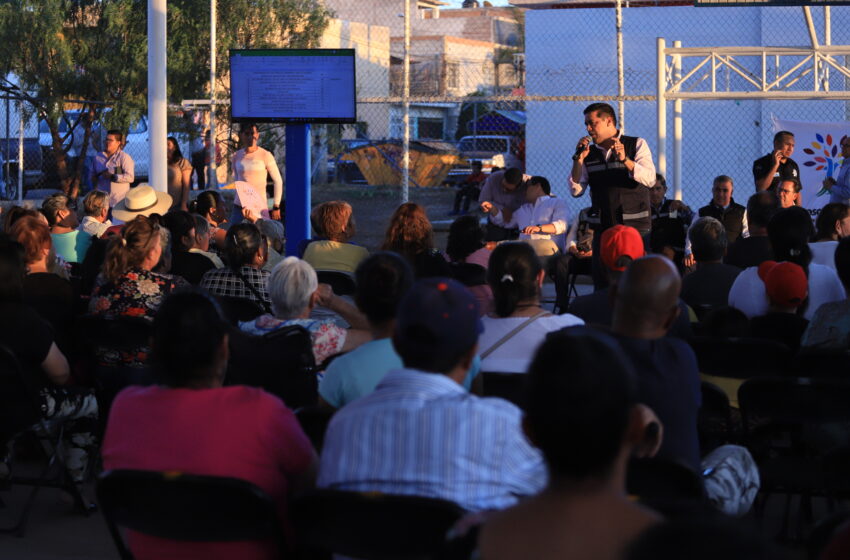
[758,260,808,308]
[600,225,645,272]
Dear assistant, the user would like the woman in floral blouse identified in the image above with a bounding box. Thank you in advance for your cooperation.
[88,216,187,365]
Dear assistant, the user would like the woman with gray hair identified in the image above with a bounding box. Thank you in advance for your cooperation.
[240,256,371,365]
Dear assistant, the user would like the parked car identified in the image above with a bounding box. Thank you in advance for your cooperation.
[0,137,43,198]
[445,135,523,185]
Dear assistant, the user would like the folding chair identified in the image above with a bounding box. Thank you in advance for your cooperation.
[480,372,528,408]
[738,377,850,540]
[215,295,265,326]
[76,315,155,420]
[316,270,356,296]
[626,457,709,517]
[0,345,96,537]
[689,336,793,379]
[698,381,735,454]
[97,469,284,560]
[293,489,465,560]
[226,324,318,410]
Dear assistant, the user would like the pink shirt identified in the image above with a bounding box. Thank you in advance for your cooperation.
[103,385,315,560]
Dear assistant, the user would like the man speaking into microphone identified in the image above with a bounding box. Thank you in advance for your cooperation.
[569,102,656,289]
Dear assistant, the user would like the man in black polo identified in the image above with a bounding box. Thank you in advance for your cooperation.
[684,175,748,268]
[569,102,656,289]
[753,130,800,194]
[649,173,693,270]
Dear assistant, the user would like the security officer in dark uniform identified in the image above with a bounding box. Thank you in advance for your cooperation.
[649,173,693,272]
[569,102,657,290]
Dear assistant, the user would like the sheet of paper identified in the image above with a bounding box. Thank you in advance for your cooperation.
[234,180,270,220]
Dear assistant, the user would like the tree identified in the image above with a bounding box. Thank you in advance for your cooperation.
[0,0,330,198]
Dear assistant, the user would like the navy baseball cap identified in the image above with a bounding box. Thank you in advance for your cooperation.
[395,277,483,355]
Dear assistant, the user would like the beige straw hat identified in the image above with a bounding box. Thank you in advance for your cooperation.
[112,184,173,222]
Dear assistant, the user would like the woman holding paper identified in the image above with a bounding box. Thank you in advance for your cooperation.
[231,122,283,224]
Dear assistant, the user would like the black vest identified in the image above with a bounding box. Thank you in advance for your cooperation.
[585,135,650,232]
[650,199,688,253]
[698,199,746,244]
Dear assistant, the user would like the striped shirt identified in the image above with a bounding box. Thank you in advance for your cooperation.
[318,368,546,512]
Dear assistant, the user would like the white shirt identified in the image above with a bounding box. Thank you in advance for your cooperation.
[479,314,585,373]
[491,195,569,251]
[569,135,656,197]
[727,263,846,320]
[809,241,838,270]
[79,215,111,238]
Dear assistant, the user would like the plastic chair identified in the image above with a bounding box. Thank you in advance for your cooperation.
[698,381,735,453]
[215,295,265,326]
[0,345,96,537]
[626,457,709,517]
[316,270,357,296]
[738,377,850,539]
[481,372,527,407]
[689,336,793,379]
[293,489,465,560]
[226,324,318,410]
[97,469,284,560]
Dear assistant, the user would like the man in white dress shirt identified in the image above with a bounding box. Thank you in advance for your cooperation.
[481,175,568,257]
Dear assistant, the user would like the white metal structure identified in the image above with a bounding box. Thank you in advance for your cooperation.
[656,6,850,201]
[148,0,167,192]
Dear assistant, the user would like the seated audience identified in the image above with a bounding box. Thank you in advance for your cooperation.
[446,215,492,314]
[686,176,747,266]
[802,237,850,350]
[200,222,271,309]
[749,261,809,351]
[0,237,97,482]
[554,206,596,311]
[728,206,845,320]
[479,328,662,560]
[610,255,760,516]
[568,225,692,338]
[318,277,546,511]
[3,206,44,234]
[79,190,112,238]
[111,184,174,224]
[9,216,75,351]
[680,216,742,318]
[479,242,583,373]
[318,252,414,409]
[725,192,779,269]
[649,173,693,270]
[381,202,450,278]
[43,192,91,263]
[163,210,215,285]
[103,290,316,560]
[189,213,224,268]
[482,175,568,257]
[188,189,228,250]
[303,200,368,274]
[88,216,187,365]
[240,256,371,366]
[809,202,850,269]
[696,306,751,338]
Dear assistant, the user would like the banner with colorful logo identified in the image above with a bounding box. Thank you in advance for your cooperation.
[773,117,850,212]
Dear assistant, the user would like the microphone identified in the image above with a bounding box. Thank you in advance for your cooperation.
[572,136,592,161]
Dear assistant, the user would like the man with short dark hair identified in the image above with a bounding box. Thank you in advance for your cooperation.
[649,173,693,268]
[91,129,134,208]
[725,191,778,269]
[478,167,527,241]
[753,130,800,194]
[686,176,747,266]
[777,178,802,208]
[680,217,742,317]
[318,277,545,511]
[569,102,656,289]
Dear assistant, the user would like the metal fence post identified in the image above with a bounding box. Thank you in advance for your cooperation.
[402,0,410,203]
[656,37,667,182]
[673,40,682,201]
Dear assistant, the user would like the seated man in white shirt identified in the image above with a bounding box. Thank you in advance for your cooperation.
[481,175,568,258]
[78,190,112,238]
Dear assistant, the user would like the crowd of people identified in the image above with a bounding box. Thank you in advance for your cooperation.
[1,104,849,559]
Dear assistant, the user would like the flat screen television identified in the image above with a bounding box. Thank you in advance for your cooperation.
[230,48,356,124]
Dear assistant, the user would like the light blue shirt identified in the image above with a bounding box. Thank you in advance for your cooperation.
[318,368,546,512]
[51,230,92,264]
[318,339,482,409]
[830,159,850,204]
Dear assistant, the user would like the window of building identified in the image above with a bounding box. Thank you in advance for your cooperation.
[446,62,460,89]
